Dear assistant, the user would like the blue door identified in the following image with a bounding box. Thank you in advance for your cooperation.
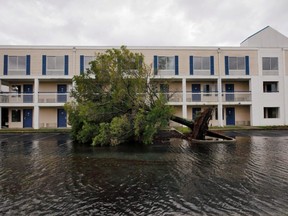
[226,107,235,125]
[57,85,67,103]
[23,84,33,103]
[23,109,33,128]
[192,108,201,120]
[225,84,234,101]
[192,84,201,101]
[57,109,67,127]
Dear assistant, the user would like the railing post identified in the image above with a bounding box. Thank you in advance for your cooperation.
[182,78,187,119]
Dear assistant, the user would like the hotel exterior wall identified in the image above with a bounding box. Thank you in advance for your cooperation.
[220,49,258,76]
[235,106,250,125]
[39,108,57,128]
[170,106,183,127]
[129,48,219,76]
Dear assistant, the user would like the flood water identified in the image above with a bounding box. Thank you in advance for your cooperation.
[0,131,288,215]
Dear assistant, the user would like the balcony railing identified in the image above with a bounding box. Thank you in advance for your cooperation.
[161,92,183,102]
[154,91,252,103]
[38,93,71,103]
[186,92,218,103]
[222,92,251,102]
[0,92,72,104]
[0,93,34,103]
[0,91,251,104]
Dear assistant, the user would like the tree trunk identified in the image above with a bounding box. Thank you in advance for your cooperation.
[170,107,213,140]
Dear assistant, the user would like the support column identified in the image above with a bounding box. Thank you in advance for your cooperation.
[182,77,187,120]
[0,79,1,129]
[0,108,2,129]
[34,106,39,129]
[217,48,224,127]
[34,78,39,129]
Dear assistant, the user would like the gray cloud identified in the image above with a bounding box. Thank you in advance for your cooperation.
[0,0,288,46]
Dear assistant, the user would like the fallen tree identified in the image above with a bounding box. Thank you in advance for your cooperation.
[65,46,229,146]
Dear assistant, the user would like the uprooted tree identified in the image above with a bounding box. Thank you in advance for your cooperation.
[65,46,213,146]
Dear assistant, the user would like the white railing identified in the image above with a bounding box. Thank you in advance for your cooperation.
[0,93,34,103]
[38,93,71,103]
[222,92,251,102]
[161,92,183,102]
[186,92,218,102]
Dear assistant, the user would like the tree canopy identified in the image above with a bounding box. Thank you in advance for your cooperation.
[65,46,174,146]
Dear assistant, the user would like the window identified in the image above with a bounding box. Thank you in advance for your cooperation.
[158,56,175,70]
[12,109,21,122]
[264,107,279,118]
[47,56,64,72]
[229,57,245,70]
[84,56,94,71]
[262,57,278,70]
[8,56,26,71]
[263,82,278,92]
[194,57,210,70]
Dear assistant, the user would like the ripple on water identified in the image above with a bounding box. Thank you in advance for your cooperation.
[1,132,288,215]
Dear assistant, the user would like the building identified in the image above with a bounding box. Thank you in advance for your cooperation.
[1,26,288,129]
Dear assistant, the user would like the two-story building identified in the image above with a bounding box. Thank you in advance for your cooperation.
[0,26,288,129]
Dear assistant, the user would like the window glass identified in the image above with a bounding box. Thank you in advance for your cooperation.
[84,56,94,70]
[229,57,245,70]
[264,107,279,118]
[8,56,26,70]
[262,57,278,70]
[158,56,175,70]
[194,57,210,70]
[47,56,64,70]
[202,57,210,70]
[18,56,26,70]
[12,110,21,122]
[229,57,237,70]
[271,57,278,70]
[263,82,278,92]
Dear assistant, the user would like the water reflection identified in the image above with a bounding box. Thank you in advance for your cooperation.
[0,131,288,215]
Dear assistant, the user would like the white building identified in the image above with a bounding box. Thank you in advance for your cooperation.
[0,26,287,129]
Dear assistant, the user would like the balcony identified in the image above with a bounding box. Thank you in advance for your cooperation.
[161,92,183,103]
[222,92,251,102]
[0,92,72,104]
[186,92,218,103]
[38,93,71,103]
[0,93,34,103]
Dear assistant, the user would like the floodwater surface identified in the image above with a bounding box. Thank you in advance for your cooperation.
[0,130,288,215]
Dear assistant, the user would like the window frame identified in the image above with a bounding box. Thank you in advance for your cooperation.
[193,56,210,71]
[158,56,175,71]
[228,56,245,70]
[262,57,278,71]
[84,56,94,71]
[263,81,278,93]
[12,109,21,122]
[264,107,279,118]
[47,56,64,72]
[8,56,26,71]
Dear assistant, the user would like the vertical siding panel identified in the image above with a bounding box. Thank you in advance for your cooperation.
[26,55,31,75]
[153,55,158,75]
[210,56,214,75]
[189,56,193,75]
[64,55,69,75]
[175,55,179,75]
[80,55,84,74]
[245,56,250,75]
[225,56,229,75]
[42,55,46,75]
[4,55,8,75]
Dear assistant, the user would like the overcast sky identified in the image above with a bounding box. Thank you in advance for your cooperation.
[1,0,288,46]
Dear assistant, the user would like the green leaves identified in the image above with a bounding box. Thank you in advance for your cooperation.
[66,46,173,146]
